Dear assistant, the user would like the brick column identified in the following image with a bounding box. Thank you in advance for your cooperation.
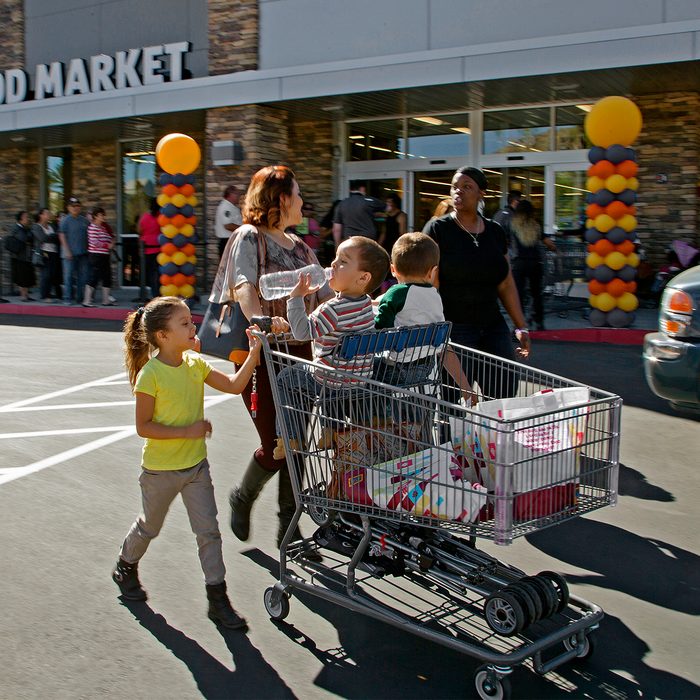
[208,0,258,75]
[0,0,24,68]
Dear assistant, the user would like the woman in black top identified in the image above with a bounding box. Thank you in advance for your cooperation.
[8,211,35,301]
[424,167,529,398]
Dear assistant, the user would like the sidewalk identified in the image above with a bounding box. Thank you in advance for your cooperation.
[0,287,658,344]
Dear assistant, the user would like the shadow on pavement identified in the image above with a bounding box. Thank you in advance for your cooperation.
[618,463,675,502]
[526,519,699,615]
[121,599,294,699]
[244,547,700,699]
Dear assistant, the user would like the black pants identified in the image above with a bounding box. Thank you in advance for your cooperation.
[512,259,544,328]
[144,253,159,299]
[88,253,112,289]
[40,251,62,299]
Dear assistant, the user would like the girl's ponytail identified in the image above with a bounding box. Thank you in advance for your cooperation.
[124,307,150,387]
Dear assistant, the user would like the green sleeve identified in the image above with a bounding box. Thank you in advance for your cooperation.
[375,284,410,328]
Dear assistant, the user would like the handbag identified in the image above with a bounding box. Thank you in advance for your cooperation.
[31,249,45,267]
[199,229,266,363]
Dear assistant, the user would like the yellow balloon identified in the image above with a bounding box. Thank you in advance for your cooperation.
[586,218,595,230]
[157,193,170,207]
[627,177,639,191]
[594,214,615,233]
[156,253,171,266]
[160,284,179,297]
[589,294,599,310]
[617,292,639,312]
[179,284,195,299]
[586,176,605,193]
[596,293,617,312]
[171,193,187,208]
[172,251,187,266]
[187,255,197,264]
[605,251,627,270]
[162,224,178,238]
[618,215,637,232]
[180,223,194,236]
[605,174,627,194]
[155,133,201,175]
[627,252,640,268]
[587,252,604,269]
[584,96,643,147]
[186,195,199,207]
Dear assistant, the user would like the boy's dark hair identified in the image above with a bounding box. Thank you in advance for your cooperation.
[391,232,440,278]
[346,236,390,294]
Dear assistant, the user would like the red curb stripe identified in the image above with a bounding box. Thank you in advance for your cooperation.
[0,303,203,324]
[530,328,654,345]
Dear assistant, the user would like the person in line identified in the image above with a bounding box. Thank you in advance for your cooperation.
[493,190,522,246]
[509,200,556,331]
[32,208,62,303]
[59,196,90,305]
[215,185,243,258]
[378,194,407,292]
[273,236,390,457]
[83,207,116,307]
[138,198,162,299]
[291,201,321,251]
[7,211,35,301]
[423,167,530,400]
[332,181,386,248]
[113,296,261,631]
[209,165,333,549]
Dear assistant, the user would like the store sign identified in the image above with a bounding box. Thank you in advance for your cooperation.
[0,41,191,105]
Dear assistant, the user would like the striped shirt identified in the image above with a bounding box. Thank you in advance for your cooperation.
[87,222,112,254]
[287,293,375,384]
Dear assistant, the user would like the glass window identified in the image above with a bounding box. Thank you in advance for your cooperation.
[483,108,551,155]
[121,141,156,286]
[44,147,72,215]
[556,105,591,150]
[554,170,588,234]
[407,114,470,159]
[347,119,405,161]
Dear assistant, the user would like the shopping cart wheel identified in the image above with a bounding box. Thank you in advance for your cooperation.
[512,580,543,622]
[484,591,526,636]
[537,570,570,613]
[474,666,512,700]
[263,586,290,621]
[564,632,595,662]
[521,576,558,619]
[502,585,535,628]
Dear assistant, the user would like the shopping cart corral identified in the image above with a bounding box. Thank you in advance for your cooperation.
[544,237,589,319]
[259,323,621,699]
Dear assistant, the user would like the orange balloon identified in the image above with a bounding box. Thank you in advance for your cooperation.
[180,184,195,197]
[155,133,201,175]
[616,160,638,178]
[160,274,173,285]
[590,160,616,179]
[589,279,606,295]
[617,240,635,255]
[626,281,637,293]
[606,278,627,297]
[157,215,171,227]
[162,243,177,256]
[586,203,604,219]
[593,239,614,256]
[605,201,628,220]
[182,243,196,256]
[172,273,187,287]
[171,214,186,228]
[163,184,178,197]
[185,216,197,225]
[185,275,196,285]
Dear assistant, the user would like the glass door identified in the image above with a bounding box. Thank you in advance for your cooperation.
[412,170,454,231]
[548,165,588,237]
[482,166,546,219]
[341,174,405,239]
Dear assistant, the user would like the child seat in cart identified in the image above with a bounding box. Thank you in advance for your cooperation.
[259,322,621,699]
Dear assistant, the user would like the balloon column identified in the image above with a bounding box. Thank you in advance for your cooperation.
[154,133,201,300]
[583,96,643,328]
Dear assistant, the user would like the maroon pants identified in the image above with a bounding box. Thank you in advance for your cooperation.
[237,342,312,471]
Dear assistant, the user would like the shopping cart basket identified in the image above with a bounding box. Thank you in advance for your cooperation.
[259,323,621,699]
[544,237,589,318]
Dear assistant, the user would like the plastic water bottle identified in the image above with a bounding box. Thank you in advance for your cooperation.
[259,264,331,300]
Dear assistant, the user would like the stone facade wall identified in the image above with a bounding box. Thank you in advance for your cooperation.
[0,0,24,68]
[208,0,258,76]
[635,91,700,267]
[71,142,118,221]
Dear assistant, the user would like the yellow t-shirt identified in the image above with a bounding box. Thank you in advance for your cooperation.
[134,352,213,470]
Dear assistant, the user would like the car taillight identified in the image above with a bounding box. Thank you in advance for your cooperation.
[660,288,694,337]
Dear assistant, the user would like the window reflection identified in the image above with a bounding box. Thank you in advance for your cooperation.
[483,108,551,154]
[348,119,406,160]
[407,114,470,159]
[556,105,591,150]
[44,147,72,214]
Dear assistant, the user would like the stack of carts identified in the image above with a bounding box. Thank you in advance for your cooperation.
[544,237,589,318]
[260,322,621,699]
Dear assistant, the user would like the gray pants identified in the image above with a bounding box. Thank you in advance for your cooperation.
[119,459,226,585]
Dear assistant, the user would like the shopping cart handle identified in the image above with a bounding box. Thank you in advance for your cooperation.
[336,322,451,360]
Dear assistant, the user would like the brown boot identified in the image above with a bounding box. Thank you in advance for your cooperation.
[206,581,247,631]
[229,457,275,541]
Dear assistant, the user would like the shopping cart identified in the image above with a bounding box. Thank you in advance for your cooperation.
[259,323,621,699]
[544,237,589,318]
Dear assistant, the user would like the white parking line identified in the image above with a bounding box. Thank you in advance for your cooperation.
[0,426,134,440]
[9,401,134,413]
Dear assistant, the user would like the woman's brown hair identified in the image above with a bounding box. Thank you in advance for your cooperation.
[242,165,296,231]
[123,296,186,386]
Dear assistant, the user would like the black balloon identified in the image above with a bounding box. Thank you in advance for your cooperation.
[588,146,606,164]
[159,173,173,186]
[589,309,608,327]
[162,203,178,218]
[606,227,627,244]
[585,267,594,280]
[607,308,632,327]
[162,262,178,276]
[592,190,615,207]
[618,189,637,205]
[173,173,187,187]
[593,265,615,283]
[625,147,637,163]
[606,144,628,164]
[585,228,603,243]
[181,204,194,218]
[181,262,195,276]
[618,264,637,282]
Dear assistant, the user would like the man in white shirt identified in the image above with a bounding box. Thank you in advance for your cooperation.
[215,185,243,257]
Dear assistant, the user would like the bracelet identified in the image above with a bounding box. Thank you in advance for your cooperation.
[515,328,530,335]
